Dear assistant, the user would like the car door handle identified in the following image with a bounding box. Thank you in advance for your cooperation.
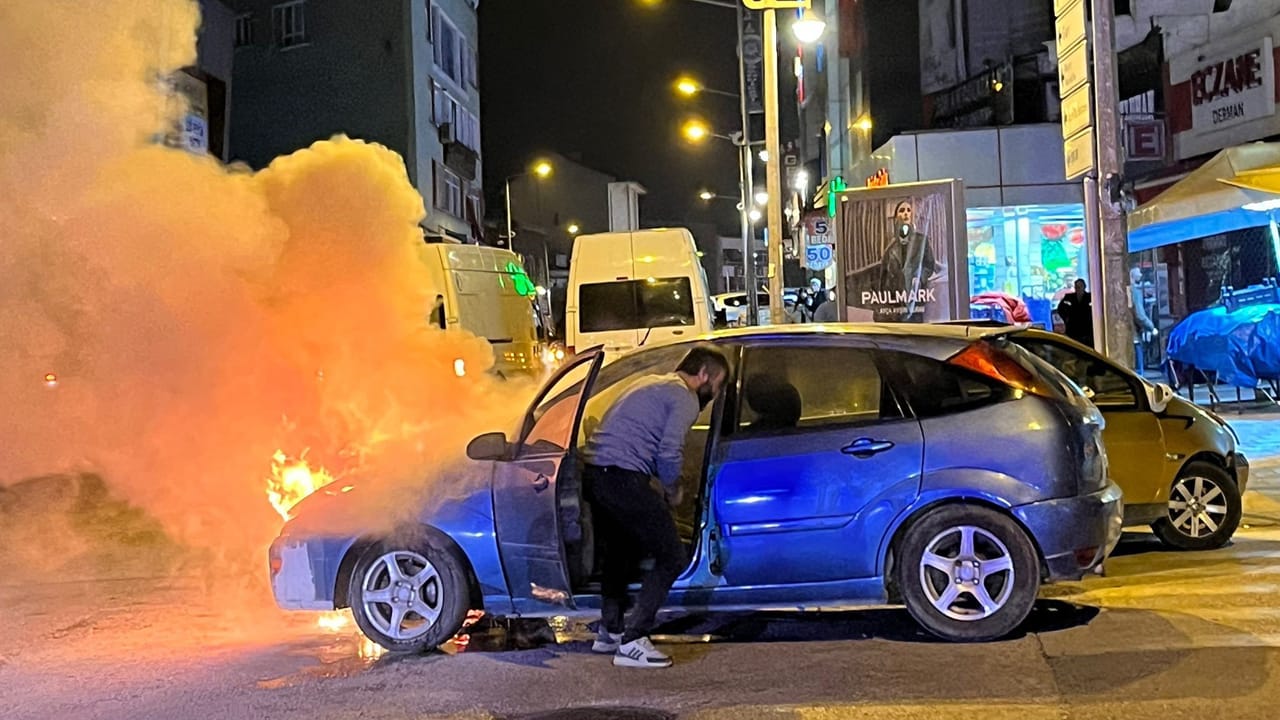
[532,474,550,492]
[842,438,895,458]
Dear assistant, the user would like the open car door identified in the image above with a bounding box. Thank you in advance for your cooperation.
[492,348,604,613]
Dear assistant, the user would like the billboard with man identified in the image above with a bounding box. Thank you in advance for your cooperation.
[834,179,967,323]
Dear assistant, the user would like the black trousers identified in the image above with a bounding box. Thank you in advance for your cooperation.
[583,464,686,643]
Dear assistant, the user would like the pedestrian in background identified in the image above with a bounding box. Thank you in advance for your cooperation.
[1057,278,1094,348]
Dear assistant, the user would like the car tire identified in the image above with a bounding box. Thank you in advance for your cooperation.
[896,505,1040,642]
[1152,461,1242,551]
[348,534,471,653]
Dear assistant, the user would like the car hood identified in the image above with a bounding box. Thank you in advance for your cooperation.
[279,462,496,539]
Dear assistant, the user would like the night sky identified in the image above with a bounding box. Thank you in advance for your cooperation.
[480,0,747,232]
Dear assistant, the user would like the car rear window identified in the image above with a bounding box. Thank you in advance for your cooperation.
[990,338,1082,402]
[579,277,695,332]
[887,351,1013,419]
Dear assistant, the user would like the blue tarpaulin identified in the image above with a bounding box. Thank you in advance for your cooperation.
[1166,304,1280,388]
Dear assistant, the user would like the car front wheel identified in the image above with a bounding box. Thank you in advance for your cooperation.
[1152,461,1242,551]
[348,536,471,653]
[896,505,1040,642]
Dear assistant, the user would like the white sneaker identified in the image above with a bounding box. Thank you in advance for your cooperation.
[591,629,622,654]
[613,637,672,668]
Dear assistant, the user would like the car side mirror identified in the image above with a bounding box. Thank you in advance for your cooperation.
[1082,386,1096,400]
[1146,382,1174,413]
[466,431,509,461]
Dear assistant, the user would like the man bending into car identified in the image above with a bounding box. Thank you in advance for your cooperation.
[583,343,729,668]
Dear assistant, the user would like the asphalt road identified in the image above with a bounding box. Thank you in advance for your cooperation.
[3,461,1280,720]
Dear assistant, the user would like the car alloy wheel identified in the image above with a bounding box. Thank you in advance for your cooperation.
[918,525,1015,621]
[896,505,1039,641]
[359,550,445,642]
[1167,475,1229,540]
[1152,461,1242,551]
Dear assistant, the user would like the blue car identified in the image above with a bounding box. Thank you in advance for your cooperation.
[269,324,1123,648]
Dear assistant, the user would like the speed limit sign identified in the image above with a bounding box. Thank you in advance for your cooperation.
[805,243,834,271]
[804,213,831,242]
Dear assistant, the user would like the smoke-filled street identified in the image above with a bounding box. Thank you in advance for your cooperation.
[4,436,1280,720]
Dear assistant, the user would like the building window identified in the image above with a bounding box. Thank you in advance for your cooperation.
[431,7,460,84]
[272,1,308,49]
[234,13,255,48]
[432,82,481,152]
[434,162,464,218]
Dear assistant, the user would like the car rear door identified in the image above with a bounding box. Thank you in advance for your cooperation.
[711,339,925,588]
[492,349,604,613]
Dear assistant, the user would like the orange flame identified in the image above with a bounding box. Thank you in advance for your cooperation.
[266,450,335,521]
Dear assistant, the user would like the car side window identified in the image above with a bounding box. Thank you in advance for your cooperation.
[578,344,697,445]
[737,345,901,433]
[1016,339,1138,408]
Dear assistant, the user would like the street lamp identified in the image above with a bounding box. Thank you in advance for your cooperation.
[791,8,826,44]
[698,189,716,201]
[754,190,769,206]
[566,222,581,235]
[505,159,554,245]
[682,119,713,143]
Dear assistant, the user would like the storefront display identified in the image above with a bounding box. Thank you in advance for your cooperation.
[966,203,1087,327]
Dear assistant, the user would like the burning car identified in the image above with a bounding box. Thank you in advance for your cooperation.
[269,325,1122,650]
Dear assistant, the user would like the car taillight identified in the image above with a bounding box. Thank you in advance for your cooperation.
[949,341,1054,398]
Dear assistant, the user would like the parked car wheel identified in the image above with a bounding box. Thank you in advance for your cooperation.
[896,505,1040,642]
[348,536,471,653]
[1152,461,1242,551]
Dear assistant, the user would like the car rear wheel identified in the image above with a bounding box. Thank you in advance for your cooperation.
[348,536,471,653]
[1152,461,1241,551]
[896,505,1040,642]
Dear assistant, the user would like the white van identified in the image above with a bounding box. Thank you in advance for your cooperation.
[417,242,542,377]
[565,228,715,357]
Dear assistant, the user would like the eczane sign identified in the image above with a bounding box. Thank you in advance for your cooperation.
[1190,40,1275,132]
[1168,27,1279,159]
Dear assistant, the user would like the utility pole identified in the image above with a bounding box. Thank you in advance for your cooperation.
[1089,0,1135,364]
[762,7,785,322]
[736,3,760,323]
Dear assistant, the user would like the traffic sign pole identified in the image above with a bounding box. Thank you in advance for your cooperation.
[1089,0,1135,364]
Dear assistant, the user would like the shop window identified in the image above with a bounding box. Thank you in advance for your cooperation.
[966,204,1087,328]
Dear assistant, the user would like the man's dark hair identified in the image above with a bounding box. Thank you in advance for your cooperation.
[676,343,729,377]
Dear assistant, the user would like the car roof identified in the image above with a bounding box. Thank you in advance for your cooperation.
[706,322,1019,342]
[650,322,1023,362]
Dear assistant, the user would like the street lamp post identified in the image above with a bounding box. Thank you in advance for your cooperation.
[742,0,818,321]
[504,160,553,282]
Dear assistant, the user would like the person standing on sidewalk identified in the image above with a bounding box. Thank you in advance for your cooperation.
[582,343,729,668]
[1057,278,1094,348]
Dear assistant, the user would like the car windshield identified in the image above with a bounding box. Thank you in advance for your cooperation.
[579,277,695,332]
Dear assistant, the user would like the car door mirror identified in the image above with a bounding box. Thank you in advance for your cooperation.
[1081,386,1096,400]
[1146,382,1174,413]
[467,431,510,461]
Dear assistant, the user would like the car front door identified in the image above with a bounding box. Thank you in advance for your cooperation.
[711,341,924,588]
[492,349,604,613]
[1014,336,1171,507]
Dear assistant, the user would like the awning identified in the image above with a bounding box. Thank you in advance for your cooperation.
[1127,143,1280,252]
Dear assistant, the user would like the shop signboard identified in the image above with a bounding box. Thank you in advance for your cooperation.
[1167,21,1280,159]
[833,179,968,323]
[1188,37,1276,134]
